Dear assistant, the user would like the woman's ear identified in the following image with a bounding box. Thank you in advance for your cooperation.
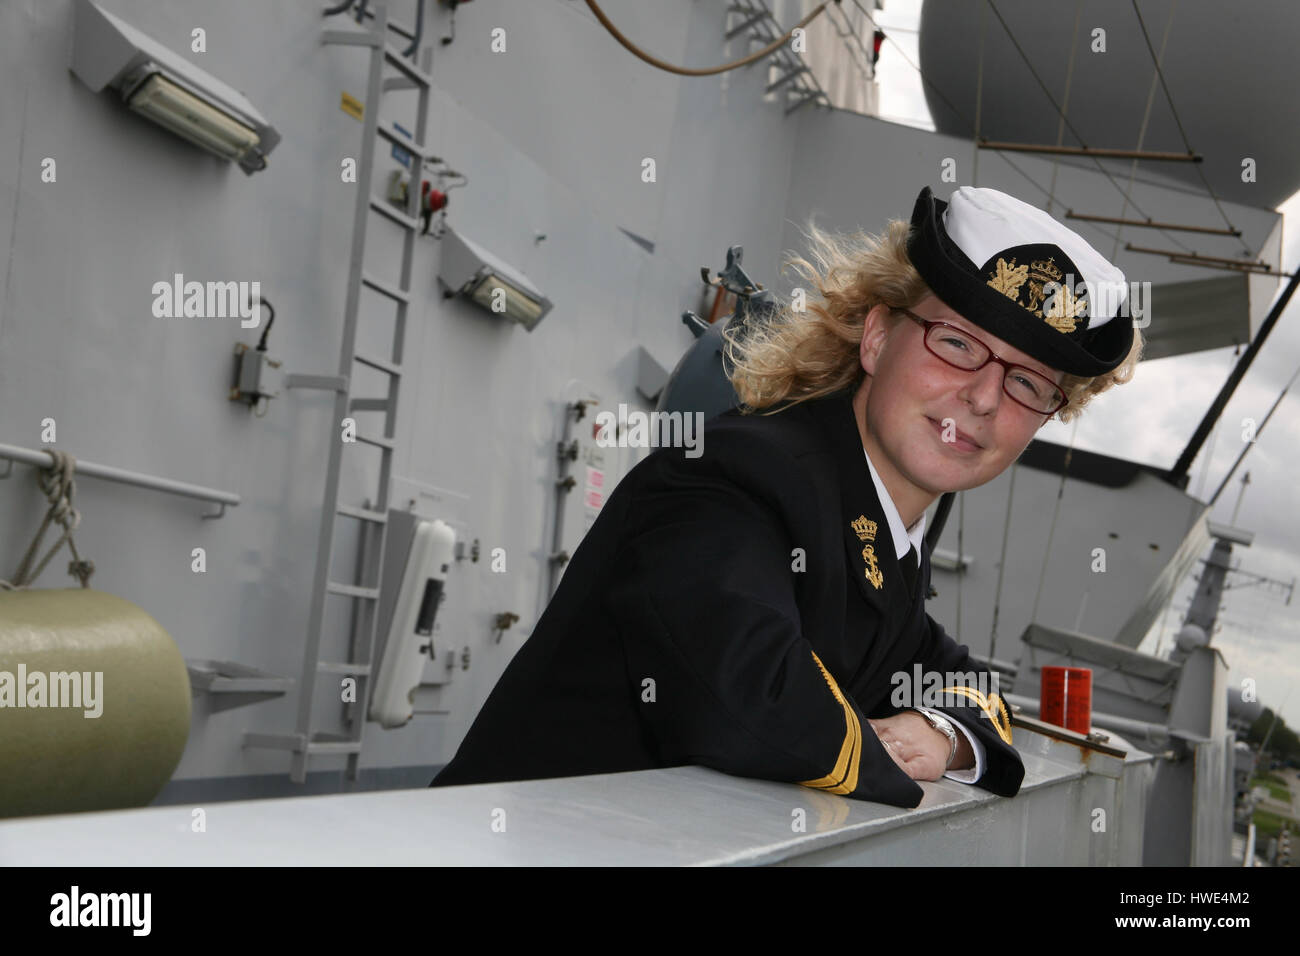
[859,304,896,376]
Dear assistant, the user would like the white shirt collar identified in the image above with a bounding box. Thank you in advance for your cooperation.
[863,448,927,561]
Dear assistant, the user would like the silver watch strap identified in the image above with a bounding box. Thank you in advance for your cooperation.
[915,707,959,770]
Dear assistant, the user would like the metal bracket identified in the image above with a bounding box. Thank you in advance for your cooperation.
[201,502,228,521]
[286,373,350,392]
[0,458,11,479]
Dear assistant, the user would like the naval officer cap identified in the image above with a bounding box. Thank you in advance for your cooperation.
[906,186,1133,377]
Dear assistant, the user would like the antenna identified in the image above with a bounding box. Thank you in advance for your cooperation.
[1230,471,1251,524]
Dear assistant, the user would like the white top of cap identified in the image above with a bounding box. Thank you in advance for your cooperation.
[943,187,1127,326]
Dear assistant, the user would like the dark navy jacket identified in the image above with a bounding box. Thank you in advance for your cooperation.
[431,390,1025,807]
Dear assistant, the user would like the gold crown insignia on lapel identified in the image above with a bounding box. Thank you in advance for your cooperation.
[850,515,878,542]
[850,515,884,590]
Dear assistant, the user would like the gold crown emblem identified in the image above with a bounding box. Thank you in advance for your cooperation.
[851,515,878,542]
[1029,257,1064,282]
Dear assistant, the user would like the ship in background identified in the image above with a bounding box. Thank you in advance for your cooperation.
[0,0,1296,866]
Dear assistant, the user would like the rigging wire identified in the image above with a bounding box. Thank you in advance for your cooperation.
[985,0,1195,258]
[829,2,877,75]
[1029,417,1080,624]
[582,0,836,78]
[1128,0,1251,257]
[847,0,1253,268]
[842,0,1127,252]
[987,460,1019,662]
[1044,1,1085,217]
[848,0,974,139]
[955,490,964,640]
[1207,358,1300,508]
[972,0,985,186]
[822,2,875,90]
[1109,0,1174,262]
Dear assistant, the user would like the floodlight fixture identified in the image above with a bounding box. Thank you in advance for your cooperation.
[70,0,280,173]
[438,225,553,331]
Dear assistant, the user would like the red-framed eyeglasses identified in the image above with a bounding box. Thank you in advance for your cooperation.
[893,308,1068,416]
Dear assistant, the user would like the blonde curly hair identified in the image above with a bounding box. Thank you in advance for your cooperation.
[722,219,1144,423]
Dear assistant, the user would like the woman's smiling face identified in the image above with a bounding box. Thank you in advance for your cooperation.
[852,294,1063,521]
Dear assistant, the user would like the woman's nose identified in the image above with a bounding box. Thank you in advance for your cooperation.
[960,361,1006,413]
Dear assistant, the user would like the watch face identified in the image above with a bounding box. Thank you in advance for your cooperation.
[925,710,953,734]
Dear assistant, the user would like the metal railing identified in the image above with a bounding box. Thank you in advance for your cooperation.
[0,443,240,518]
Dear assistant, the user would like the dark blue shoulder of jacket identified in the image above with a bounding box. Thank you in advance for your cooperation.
[706,390,856,462]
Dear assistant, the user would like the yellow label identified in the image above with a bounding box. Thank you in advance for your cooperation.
[340,92,363,121]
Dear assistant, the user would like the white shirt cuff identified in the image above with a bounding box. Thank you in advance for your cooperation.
[917,707,986,784]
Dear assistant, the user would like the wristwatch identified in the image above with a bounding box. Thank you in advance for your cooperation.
[912,708,958,770]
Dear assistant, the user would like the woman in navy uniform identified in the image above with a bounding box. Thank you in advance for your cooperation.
[431,186,1144,807]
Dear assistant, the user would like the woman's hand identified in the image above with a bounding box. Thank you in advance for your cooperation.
[868,712,958,782]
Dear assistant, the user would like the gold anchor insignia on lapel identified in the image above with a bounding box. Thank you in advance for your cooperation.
[850,515,884,590]
[861,545,884,590]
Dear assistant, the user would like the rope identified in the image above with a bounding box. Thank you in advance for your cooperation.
[972,0,986,185]
[1044,1,1084,216]
[955,490,964,640]
[986,0,1194,257]
[1029,416,1079,622]
[1129,0,1251,257]
[0,450,95,591]
[1110,0,1174,262]
[942,685,1013,745]
[987,459,1018,661]
[583,0,835,77]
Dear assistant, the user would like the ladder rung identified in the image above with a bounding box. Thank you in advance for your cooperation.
[356,432,395,450]
[349,397,390,413]
[766,66,809,93]
[383,46,433,88]
[318,661,372,675]
[306,739,364,755]
[337,503,387,524]
[354,352,402,377]
[725,12,768,40]
[370,197,420,231]
[243,732,305,752]
[376,124,425,163]
[362,272,410,304]
[327,582,380,600]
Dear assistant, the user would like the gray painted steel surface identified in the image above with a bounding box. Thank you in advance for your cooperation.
[0,726,1158,866]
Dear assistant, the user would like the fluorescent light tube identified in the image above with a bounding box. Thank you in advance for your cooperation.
[127,73,260,163]
[468,274,547,330]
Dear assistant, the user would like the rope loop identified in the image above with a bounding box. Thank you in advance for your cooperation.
[0,449,94,590]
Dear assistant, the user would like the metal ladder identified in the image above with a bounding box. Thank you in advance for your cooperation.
[726,0,829,114]
[244,2,432,783]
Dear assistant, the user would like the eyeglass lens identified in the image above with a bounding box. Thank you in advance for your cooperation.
[925,325,1062,412]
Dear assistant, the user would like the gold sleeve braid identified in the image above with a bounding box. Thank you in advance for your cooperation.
[798,651,862,795]
[942,685,1013,745]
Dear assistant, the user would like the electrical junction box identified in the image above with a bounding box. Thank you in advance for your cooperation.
[370,510,457,728]
[230,343,282,405]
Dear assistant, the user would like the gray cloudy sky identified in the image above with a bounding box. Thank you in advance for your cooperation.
[876,0,1300,728]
